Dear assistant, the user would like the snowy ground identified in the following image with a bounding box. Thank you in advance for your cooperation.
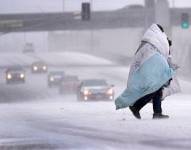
[0,53,191,150]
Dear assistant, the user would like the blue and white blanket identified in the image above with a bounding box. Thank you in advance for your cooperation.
[115,24,177,110]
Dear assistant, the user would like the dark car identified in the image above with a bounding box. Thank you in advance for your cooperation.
[23,43,35,54]
[77,79,114,101]
[59,75,80,94]
[48,71,65,88]
[5,66,25,84]
[31,61,48,73]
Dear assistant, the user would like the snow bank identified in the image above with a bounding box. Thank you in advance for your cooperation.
[0,53,37,67]
[0,52,115,71]
[37,52,114,66]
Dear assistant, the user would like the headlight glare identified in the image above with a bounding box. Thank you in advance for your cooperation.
[33,66,38,71]
[107,88,113,95]
[7,74,12,79]
[20,73,25,78]
[83,89,90,96]
[43,66,47,70]
[50,77,54,81]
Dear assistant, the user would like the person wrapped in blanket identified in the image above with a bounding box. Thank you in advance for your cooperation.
[115,24,180,119]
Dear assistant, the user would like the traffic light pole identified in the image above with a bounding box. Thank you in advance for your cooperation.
[90,0,94,53]
[63,0,65,12]
[172,0,175,8]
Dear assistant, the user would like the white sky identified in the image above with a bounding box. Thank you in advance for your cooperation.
[0,0,191,13]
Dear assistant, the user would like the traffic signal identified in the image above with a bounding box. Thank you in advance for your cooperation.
[181,13,189,29]
[81,3,91,21]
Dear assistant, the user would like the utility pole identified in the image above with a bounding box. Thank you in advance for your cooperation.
[90,0,94,52]
[63,0,65,12]
[90,0,93,10]
[172,0,175,8]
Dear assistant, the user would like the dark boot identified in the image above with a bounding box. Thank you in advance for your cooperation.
[129,106,141,119]
[153,113,169,119]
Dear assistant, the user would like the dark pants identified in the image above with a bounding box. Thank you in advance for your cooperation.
[132,88,163,114]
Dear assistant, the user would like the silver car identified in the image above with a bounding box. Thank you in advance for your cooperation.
[77,79,115,101]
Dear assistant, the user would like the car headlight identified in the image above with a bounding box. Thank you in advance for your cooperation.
[33,66,38,71]
[50,77,54,81]
[7,74,12,79]
[83,89,90,96]
[43,66,47,70]
[20,73,25,78]
[107,88,113,95]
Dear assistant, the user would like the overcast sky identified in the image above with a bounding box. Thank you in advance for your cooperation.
[0,0,191,14]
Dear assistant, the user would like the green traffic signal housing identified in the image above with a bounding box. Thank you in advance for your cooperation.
[181,22,189,29]
[181,13,189,29]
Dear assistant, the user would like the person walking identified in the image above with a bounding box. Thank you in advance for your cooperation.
[115,24,176,119]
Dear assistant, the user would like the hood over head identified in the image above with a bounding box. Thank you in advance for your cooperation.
[142,24,170,58]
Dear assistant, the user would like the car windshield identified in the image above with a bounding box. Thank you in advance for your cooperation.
[33,62,45,65]
[50,72,64,76]
[7,67,24,72]
[64,76,78,81]
[83,80,107,86]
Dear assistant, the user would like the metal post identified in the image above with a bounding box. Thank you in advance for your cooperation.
[90,0,94,52]
[172,0,175,8]
[63,0,65,12]
[90,0,93,10]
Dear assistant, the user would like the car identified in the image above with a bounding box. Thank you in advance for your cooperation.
[23,43,35,54]
[48,71,65,88]
[31,61,48,73]
[77,79,114,101]
[59,75,80,94]
[5,66,25,84]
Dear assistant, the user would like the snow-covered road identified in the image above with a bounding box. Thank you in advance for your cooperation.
[0,95,191,150]
[0,53,191,150]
